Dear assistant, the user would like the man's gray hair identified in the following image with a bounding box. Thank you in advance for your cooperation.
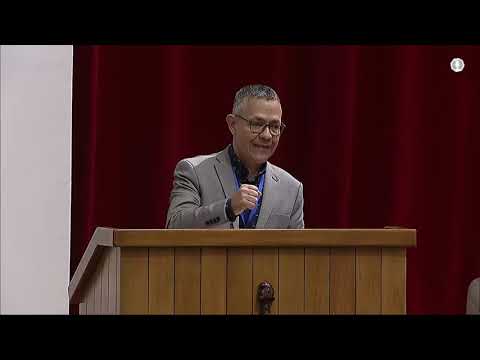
[232,84,280,114]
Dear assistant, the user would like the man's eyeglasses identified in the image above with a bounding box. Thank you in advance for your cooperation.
[233,114,286,136]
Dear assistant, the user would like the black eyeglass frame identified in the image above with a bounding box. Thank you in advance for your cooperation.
[233,114,286,136]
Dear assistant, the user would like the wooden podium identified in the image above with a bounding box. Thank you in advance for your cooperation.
[69,228,416,315]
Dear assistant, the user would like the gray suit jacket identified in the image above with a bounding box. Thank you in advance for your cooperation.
[467,277,480,314]
[166,146,304,229]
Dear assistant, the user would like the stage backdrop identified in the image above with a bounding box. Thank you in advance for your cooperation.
[71,45,480,314]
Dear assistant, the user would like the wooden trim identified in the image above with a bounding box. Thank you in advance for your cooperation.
[113,229,416,248]
[227,248,253,314]
[382,248,406,314]
[107,247,118,314]
[119,248,149,314]
[305,248,330,314]
[69,227,114,303]
[116,247,120,314]
[356,248,382,314]
[85,279,94,315]
[201,248,227,314]
[100,251,109,314]
[279,248,305,314]
[79,303,86,315]
[174,248,201,314]
[94,257,102,314]
[330,248,356,314]
[253,248,279,314]
[148,248,174,314]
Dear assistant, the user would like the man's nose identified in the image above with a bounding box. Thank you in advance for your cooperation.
[259,125,273,139]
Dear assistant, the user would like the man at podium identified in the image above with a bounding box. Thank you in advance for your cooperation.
[166,84,304,229]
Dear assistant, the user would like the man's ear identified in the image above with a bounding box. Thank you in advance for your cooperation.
[226,114,236,136]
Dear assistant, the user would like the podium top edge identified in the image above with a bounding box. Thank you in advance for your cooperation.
[99,227,417,232]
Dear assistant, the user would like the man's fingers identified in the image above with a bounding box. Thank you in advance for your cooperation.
[240,184,259,192]
[240,185,261,197]
[243,200,256,209]
[242,195,259,208]
[243,189,261,197]
[244,195,258,203]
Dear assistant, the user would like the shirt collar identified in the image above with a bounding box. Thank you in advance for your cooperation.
[228,144,266,184]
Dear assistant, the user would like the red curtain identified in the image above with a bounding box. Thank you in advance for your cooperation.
[71,45,480,314]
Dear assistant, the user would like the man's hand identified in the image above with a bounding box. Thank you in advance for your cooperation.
[230,184,262,216]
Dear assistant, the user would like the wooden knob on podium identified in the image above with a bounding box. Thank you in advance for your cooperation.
[257,281,275,315]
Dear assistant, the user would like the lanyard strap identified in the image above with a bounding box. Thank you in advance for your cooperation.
[234,172,265,227]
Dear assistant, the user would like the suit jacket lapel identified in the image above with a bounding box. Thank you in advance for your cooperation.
[214,147,240,229]
[256,162,278,228]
